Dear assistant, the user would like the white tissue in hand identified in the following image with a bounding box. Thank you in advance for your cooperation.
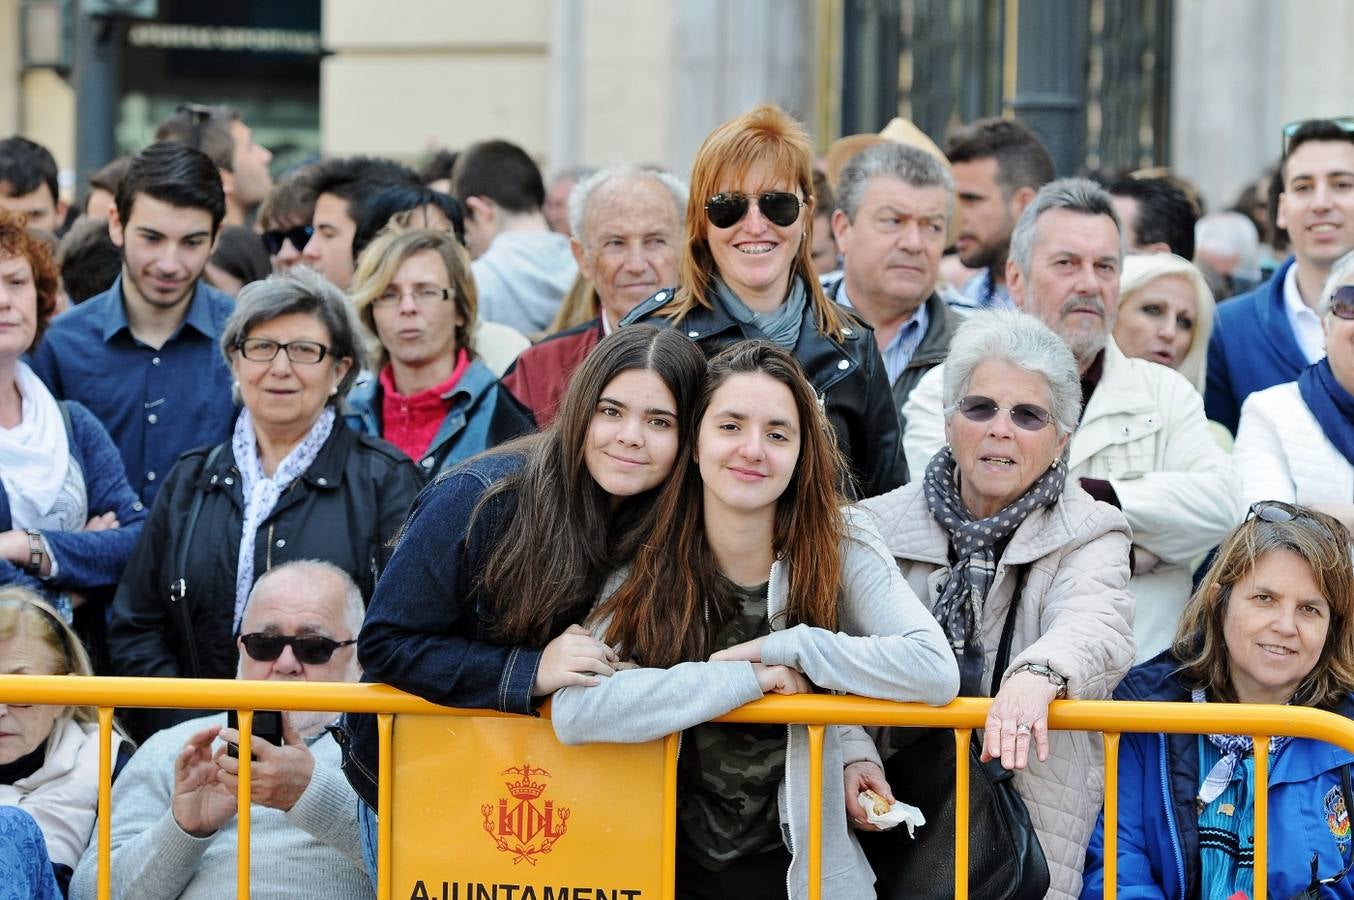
[857,792,926,837]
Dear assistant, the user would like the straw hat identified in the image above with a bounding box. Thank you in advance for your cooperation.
[823,117,949,192]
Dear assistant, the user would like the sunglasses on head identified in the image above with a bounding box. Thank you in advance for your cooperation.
[239,632,355,665]
[1245,500,1349,544]
[704,191,804,229]
[261,225,315,256]
[1328,285,1354,320]
[946,395,1054,432]
[1281,115,1354,156]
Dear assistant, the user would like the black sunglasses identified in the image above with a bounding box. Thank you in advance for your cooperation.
[261,225,315,256]
[239,632,356,665]
[1246,501,1349,546]
[704,191,804,229]
[1328,285,1354,320]
[947,395,1054,432]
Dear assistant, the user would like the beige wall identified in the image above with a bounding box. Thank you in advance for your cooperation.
[21,70,75,185]
[321,0,552,161]
[0,0,19,136]
[318,0,818,180]
[1172,0,1354,210]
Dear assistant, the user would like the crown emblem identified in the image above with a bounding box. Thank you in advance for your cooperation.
[504,763,548,800]
[482,762,570,865]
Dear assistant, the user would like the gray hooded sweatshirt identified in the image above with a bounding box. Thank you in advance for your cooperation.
[551,509,960,900]
[471,230,578,334]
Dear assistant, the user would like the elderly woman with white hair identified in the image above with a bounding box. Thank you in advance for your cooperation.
[1113,253,1217,394]
[861,310,1134,900]
[1235,251,1354,528]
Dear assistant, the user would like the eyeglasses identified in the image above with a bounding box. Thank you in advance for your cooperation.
[236,338,331,365]
[704,191,804,229]
[261,225,314,256]
[945,395,1054,432]
[1281,116,1354,155]
[373,285,452,307]
[1328,285,1354,320]
[239,632,356,665]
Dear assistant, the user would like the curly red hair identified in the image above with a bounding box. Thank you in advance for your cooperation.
[0,210,61,347]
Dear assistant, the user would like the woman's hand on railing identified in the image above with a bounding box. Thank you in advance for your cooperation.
[214,716,315,812]
[709,636,766,663]
[171,724,237,838]
[843,760,895,831]
[752,663,811,696]
[980,670,1058,770]
[532,624,620,696]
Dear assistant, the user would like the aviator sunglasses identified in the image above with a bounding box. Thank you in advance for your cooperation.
[946,395,1054,432]
[261,225,315,255]
[239,632,356,665]
[1329,285,1354,321]
[704,191,804,229]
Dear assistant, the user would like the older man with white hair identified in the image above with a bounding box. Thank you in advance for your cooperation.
[902,178,1240,669]
[70,560,371,900]
[498,164,687,428]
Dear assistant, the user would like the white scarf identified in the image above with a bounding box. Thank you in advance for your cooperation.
[0,362,83,530]
[231,406,335,631]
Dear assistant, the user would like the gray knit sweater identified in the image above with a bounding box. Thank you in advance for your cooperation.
[68,714,371,900]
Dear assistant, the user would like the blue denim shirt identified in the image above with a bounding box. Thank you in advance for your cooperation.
[28,275,238,505]
[357,451,543,714]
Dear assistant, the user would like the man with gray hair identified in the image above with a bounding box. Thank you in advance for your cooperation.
[71,560,371,900]
[903,177,1240,667]
[824,142,959,438]
[497,165,687,428]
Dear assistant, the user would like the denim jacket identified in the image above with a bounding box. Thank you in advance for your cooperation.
[342,358,529,481]
[343,452,541,807]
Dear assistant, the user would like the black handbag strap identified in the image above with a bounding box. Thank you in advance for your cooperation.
[990,566,1026,698]
[169,443,225,678]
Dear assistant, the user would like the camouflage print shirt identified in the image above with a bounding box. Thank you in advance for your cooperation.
[677,581,788,870]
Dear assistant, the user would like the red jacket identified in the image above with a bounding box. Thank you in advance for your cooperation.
[499,317,604,428]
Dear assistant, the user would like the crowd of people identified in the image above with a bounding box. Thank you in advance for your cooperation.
[0,97,1352,900]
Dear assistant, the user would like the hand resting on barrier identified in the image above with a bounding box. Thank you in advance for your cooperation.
[531,623,620,696]
[979,670,1057,771]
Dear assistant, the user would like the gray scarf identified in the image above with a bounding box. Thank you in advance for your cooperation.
[713,275,808,349]
[922,446,1067,657]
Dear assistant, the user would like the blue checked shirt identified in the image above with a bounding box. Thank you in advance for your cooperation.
[835,282,929,386]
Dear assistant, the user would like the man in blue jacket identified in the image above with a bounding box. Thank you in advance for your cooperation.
[1206,119,1354,433]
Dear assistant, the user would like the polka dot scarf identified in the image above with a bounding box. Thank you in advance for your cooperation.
[922,446,1066,655]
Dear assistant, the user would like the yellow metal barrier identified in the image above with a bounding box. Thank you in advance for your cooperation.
[5,675,1354,900]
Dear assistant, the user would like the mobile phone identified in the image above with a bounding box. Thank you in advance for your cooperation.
[226,709,284,759]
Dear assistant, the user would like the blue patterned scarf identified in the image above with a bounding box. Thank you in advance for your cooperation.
[1191,687,1292,804]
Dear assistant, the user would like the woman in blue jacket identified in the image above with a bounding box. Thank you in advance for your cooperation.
[344,227,531,479]
[1082,502,1354,899]
[0,212,144,627]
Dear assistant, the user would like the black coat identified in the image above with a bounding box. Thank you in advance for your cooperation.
[109,420,422,732]
[624,288,907,498]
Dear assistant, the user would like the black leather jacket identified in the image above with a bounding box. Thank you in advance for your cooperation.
[624,287,907,497]
[109,421,421,733]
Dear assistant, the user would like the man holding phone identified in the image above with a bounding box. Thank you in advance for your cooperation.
[70,561,370,900]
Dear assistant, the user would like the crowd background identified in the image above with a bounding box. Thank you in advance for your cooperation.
[1,4,1354,900]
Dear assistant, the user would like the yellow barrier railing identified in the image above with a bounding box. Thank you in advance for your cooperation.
[5,675,1354,900]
